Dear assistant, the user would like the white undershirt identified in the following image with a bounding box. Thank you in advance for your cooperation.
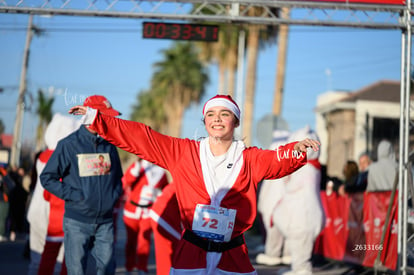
[207,151,227,192]
[200,138,245,207]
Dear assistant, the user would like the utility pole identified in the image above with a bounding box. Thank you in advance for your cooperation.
[10,14,33,168]
[273,7,290,116]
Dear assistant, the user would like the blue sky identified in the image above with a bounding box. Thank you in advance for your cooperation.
[0,13,403,148]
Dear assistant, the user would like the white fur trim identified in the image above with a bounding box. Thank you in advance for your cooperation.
[79,107,98,125]
[199,138,245,206]
[203,98,240,120]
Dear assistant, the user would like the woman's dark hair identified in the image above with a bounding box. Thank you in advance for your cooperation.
[343,160,359,181]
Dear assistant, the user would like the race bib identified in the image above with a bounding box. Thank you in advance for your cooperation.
[77,153,111,177]
[192,204,236,242]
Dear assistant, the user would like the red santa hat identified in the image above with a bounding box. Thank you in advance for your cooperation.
[202,94,240,120]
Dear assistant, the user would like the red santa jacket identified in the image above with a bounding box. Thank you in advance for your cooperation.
[149,182,181,240]
[122,159,169,220]
[44,189,65,239]
[41,149,65,240]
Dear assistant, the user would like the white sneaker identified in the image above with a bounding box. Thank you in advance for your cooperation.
[256,253,282,266]
[282,269,312,275]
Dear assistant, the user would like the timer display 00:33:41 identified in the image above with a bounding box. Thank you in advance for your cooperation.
[142,22,219,42]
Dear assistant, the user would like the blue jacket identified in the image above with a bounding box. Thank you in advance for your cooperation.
[40,126,123,224]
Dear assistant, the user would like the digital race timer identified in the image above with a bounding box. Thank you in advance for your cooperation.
[142,22,219,42]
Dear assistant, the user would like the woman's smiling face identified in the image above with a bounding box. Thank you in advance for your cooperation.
[204,106,238,140]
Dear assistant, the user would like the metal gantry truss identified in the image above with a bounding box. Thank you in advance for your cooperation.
[0,0,409,29]
[0,0,413,274]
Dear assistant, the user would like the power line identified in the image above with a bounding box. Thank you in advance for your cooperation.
[0,23,404,33]
[0,27,141,32]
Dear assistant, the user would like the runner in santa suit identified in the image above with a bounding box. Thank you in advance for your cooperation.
[273,126,325,275]
[122,158,169,274]
[26,113,79,275]
[69,94,320,275]
[149,182,181,275]
[38,189,67,275]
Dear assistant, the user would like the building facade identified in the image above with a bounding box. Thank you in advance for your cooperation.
[315,80,406,179]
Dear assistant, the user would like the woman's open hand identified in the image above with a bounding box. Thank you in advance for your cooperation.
[294,138,320,153]
[68,105,88,116]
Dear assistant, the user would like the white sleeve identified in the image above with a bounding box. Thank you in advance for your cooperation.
[79,107,98,125]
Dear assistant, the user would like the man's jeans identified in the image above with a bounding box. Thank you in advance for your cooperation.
[63,217,116,275]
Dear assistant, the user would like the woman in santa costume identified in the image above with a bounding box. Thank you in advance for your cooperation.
[69,94,320,275]
[122,157,169,274]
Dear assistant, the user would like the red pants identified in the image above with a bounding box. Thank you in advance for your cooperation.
[123,215,152,272]
[150,219,179,275]
[38,241,67,275]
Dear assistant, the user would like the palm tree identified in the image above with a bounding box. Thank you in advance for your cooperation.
[273,7,290,117]
[0,119,4,136]
[194,4,279,145]
[196,24,240,96]
[35,89,54,151]
[151,42,209,137]
[222,25,240,97]
[193,4,240,96]
[242,7,279,146]
[130,42,209,138]
[130,88,168,133]
[195,28,226,93]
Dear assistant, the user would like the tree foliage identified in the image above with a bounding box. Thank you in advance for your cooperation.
[130,88,167,132]
[35,89,54,150]
[0,119,4,136]
[131,42,209,137]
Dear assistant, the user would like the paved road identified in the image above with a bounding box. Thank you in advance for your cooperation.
[0,215,392,275]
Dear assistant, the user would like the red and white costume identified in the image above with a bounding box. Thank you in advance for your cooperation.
[26,113,79,275]
[122,158,169,272]
[38,189,67,275]
[149,182,181,275]
[86,110,307,275]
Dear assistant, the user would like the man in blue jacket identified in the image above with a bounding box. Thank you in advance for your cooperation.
[40,95,123,275]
